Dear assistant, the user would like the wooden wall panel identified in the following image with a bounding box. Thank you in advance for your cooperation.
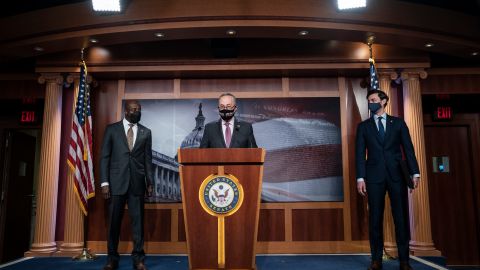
[0,80,44,99]
[421,75,480,94]
[292,209,344,241]
[88,80,119,241]
[145,209,171,242]
[345,78,369,241]
[85,76,374,254]
[289,78,338,92]
[178,209,186,242]
[180,78,282,93]
[257,209,285,242]
[125,80,174,94]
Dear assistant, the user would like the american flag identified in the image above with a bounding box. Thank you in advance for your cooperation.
[369,58,380,91]
[67,61,95,215]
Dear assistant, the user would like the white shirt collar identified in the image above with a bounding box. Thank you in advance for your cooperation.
[123,118,137,127]
[221,117,235,126]
[374,112,387,120]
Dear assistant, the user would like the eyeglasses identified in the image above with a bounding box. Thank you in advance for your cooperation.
[218,105,236,110]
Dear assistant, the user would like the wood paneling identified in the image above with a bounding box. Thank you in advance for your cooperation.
[289,78,338,92]
[424,114,480,266]
[87,80,119,241]
[145,209,171,242]
[178,209,186,242]
[181,78,282,93]
[257,209,285,241]
[292,209,344,241]
[125,80,174,94]
[346,78,369,241]
[85,76,373,255]
[421,75,480,94]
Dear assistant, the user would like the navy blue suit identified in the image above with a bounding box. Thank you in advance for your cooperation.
[355,114,419,262]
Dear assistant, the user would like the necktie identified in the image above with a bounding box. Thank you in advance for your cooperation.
[127,123,134,150]
[377,116,385,142]
[225,122,232,148]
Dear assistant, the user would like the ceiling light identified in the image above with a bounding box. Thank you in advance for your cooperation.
[424,43,434,48]
[155,32,165,38]
[226,30,236,36]
[298,30,309,36]
[338,0,366,10]
[89,38,99,43]
[34,46,44,52]
[472,52,478,56]
[92,0,121,12]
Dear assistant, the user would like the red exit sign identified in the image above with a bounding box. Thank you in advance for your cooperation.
[20,111,36,123]
[433,106,453,121]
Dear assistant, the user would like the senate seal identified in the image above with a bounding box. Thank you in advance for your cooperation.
[199,174,244,217]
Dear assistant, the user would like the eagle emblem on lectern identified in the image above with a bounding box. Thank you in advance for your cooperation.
[199,174,244,216]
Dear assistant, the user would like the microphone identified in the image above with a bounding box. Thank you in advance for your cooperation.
[235,124,240,131]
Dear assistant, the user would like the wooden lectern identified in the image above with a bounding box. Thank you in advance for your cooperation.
[178,148,265,270]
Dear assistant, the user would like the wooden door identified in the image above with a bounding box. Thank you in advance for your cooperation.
[424,119,480,266]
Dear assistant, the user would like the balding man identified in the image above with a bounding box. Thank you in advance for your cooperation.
[200,93,257,148]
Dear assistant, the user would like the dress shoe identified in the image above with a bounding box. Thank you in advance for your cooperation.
[399,261,413,270]
[103,260,118,270]
[368,260,383,270]
[133,261,148,270]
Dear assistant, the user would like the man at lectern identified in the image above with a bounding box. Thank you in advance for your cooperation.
[100,100,154,270]
[200,93,257,148]
[355,89,420,270]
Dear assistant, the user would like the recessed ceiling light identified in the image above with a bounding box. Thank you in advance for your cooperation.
[154,32,165,38]
[472,52,478,56]
[425,43,434,48]
[298,30,309,36]
[92,0,121,12]
[226,30,236,36]
[90,38,99,43]
[338,0,366,10]
[34,46,44,52]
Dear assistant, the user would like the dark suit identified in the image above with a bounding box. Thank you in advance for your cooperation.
[355,114,419,262]
[100,120,153,264]
[200,119,257,148]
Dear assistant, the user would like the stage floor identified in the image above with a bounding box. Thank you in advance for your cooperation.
[0,254,455,270]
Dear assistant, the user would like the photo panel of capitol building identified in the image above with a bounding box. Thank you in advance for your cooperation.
[139,98,343,203]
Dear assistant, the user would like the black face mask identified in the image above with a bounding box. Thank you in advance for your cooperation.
[126,111,141,124]
[219,109,235,121]
[368,102,382,114]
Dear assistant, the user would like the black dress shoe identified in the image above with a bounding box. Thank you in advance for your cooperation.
[133,261,148,270]
[399,261,413,270]
[368,260,383,270]
[103,260,118,270]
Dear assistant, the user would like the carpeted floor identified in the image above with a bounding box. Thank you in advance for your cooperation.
[0,254,455,270]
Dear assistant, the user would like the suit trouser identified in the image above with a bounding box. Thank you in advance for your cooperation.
[107,190,145,263]
[366,178,410,261]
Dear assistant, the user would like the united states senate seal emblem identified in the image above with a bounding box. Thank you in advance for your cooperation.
[199,174,244,216]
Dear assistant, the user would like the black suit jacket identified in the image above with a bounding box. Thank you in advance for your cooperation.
[100,121,153,196]
[200,119,257,148]
[355,115,419,183]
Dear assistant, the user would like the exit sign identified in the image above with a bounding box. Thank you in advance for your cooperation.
[433,106,453,121]
[20,111,36,123]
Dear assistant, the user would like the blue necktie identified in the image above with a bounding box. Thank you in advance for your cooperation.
[377,116,385,142]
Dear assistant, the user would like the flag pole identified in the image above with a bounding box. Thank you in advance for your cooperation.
[366,35,396,261]
[73,48,97,261]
